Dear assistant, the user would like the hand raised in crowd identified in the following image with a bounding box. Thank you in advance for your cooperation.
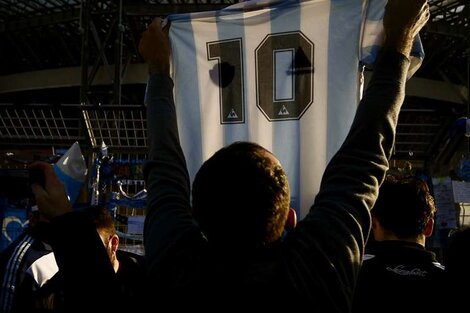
[30,161,72,219]
[383,0,430,57]
[138,17,171,75]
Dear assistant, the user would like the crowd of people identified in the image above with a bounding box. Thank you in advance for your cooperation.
[0,180,146,313]
[1,0,467,312]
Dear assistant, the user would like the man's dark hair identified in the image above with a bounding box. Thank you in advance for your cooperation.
[371,175,437,239]
[192,141,290,248]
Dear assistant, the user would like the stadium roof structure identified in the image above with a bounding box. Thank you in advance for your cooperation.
[0,0,468,173]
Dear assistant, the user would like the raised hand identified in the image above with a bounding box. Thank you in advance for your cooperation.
[30,161,72,219]
[383,0,430,57]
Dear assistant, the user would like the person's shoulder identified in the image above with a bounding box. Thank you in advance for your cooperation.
[0,231,31,263]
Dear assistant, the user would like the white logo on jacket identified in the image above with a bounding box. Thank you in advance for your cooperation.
[385,265,427,277]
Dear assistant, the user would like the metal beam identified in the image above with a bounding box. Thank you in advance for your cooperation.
[0,64,148,94]
[123,3,232,16]
[114,0,124,105]
[0,2,233,33]
[0,9,80,33]
[80,0,92,104]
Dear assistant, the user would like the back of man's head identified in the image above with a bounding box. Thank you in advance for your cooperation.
[372,175,436,239]
[192,141,290,249]
[81,206,116,242]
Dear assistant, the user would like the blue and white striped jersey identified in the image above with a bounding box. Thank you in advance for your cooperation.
[166,0,423,217]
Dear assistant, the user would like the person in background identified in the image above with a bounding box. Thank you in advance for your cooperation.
[27,0,429,310]
[0,205,59,313]
[81,205,146,312]
[352,175,446,313]
[29,161,144,312]
[137,0,430,310]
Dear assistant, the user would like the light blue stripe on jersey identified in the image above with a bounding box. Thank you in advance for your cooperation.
[270,0,301,213]
[169,16,203,180]
[361,0,386,66]
[327,1,365,161]
[412,35,425,60]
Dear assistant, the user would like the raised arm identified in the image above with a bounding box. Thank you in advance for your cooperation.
[286,0,430,310]
[140,18,200,267]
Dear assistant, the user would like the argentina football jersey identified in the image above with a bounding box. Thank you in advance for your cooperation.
[165,0,424,218]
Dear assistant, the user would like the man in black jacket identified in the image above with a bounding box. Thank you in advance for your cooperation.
[82,205,146,313]
[29,162,145,313]
[138,0,429,310]
[0,208,57,313]
[352,175,446,313]
[33,0,430,311]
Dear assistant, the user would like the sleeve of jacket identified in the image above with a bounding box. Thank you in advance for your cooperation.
[143,74,204,274]
[284,49,410,311]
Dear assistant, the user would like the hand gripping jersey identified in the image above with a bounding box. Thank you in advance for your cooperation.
[166,0,423,217]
